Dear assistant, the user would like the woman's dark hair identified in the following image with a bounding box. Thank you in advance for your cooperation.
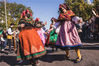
[59,8,64,13]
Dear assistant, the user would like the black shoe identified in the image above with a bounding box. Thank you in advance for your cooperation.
[74,58,82,63]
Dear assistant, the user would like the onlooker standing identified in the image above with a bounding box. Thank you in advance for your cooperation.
[0,27,4,51]
[7,23,14,52]
[77,18,84,41]
[82,22,89,40]
[2,29,7,50]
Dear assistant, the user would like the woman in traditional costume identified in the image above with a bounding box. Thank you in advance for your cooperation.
[34,18,47,45]
[45,18,58,51]
[17,9,46,65]
[53,3,82,63]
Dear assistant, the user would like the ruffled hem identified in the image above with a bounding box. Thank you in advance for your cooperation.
[55,44,82,50]
[17,50,46,61]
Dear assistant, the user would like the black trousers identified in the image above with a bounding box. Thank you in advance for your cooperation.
[8,39,11,51]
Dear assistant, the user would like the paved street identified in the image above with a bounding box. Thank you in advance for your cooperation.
[0,43,99,66]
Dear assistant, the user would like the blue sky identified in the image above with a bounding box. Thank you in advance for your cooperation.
[0,0,93,29]
[7,0,64,29]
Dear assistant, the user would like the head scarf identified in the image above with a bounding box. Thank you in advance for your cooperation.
[26,9,32,17]
[34,18,44,28]
[59,3,67,10]
[19,9,34,26]
[59,3,70,10]
[21,9,32,19]
[58,3,75,21]
[35,18,40,22]
[21,10,26,18]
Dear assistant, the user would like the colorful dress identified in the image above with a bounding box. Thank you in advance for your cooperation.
[55,11,82,50]
[46,28,58,47]
[37,28,46,45]
[49,29,58,44]
[17,28,46,61]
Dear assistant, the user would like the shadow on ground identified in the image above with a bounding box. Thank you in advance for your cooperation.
[0,55,31,66]
[39,54,66,63]
[0,43,99,66]
[81,45,99,50]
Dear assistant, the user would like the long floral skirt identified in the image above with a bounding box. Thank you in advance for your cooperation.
[17,28,46,61]
[55,21,82,50]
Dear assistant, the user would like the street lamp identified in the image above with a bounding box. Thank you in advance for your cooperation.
[4,0,7,29]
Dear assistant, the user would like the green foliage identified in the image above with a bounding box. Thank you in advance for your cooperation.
[0,23,6,28]
[0,2,33,28]
[94,0,99,5]
[65,0,93,21]
[93,0,99,9]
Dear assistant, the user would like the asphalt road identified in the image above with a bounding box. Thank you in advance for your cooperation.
[0,43,99,66]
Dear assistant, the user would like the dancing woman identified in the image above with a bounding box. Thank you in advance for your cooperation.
[34,17,47,45]
[17,9,46,65]
[46,18,58,51]
[53,3,82,63]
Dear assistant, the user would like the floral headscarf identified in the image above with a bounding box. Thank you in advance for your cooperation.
[35,18,40,22]
[19,9,34,25]
[58,3,75,21]
[59,3,69,10]
[21,9,32,18]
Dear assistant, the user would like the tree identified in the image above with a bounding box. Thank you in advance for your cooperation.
[65,0,93,21]
[93,0,99,13]
[0,1,33,28]
[93,0,99,6]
